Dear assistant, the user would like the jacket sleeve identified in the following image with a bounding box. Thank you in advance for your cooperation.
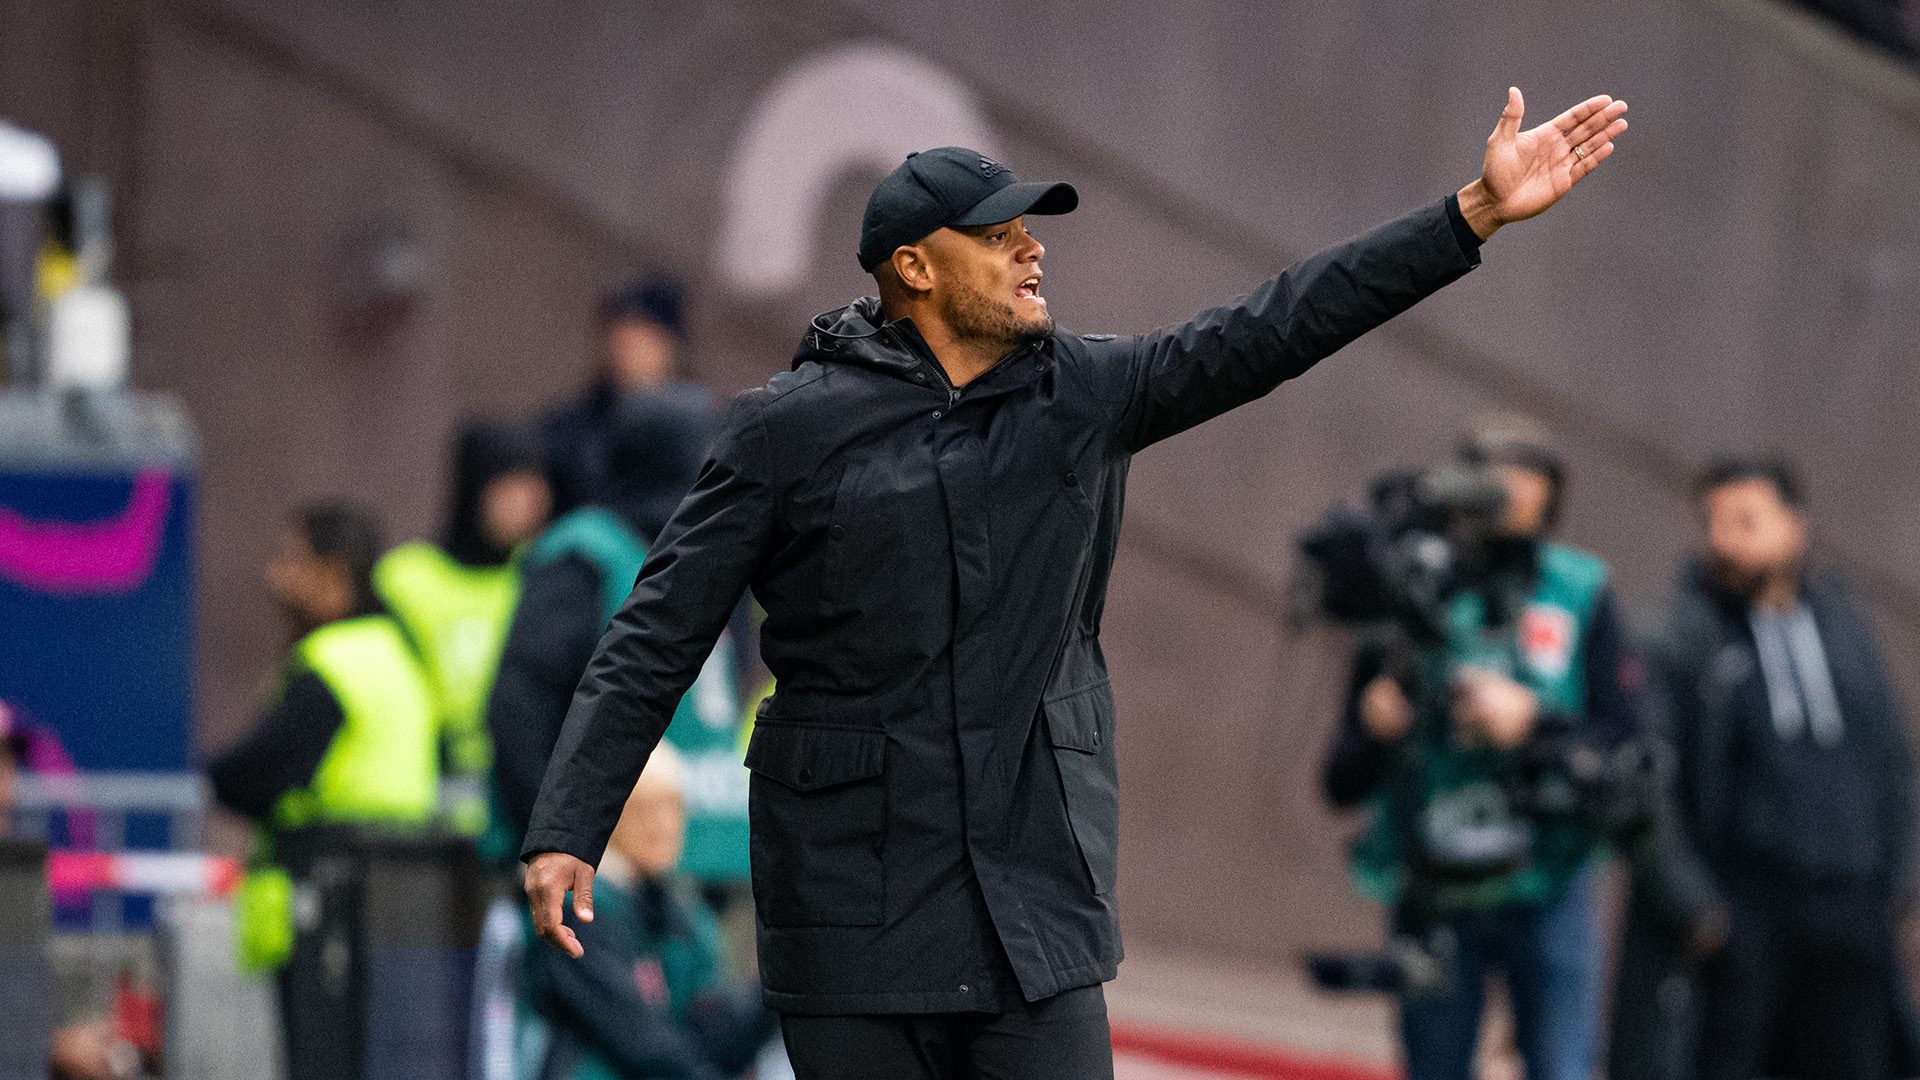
[1877,702,1917,900]
[206,671,343,822]
[527,906,724,1080]
[1631,618,1727,936]
[486,555,605,848]
[1561,586,1639,747]
[521,395,779,866]
[1322,644,1401,808]
[1848,594,1920,898]
[1089,196,1481,453]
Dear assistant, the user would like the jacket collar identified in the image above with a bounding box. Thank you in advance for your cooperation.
[1681,556,1844,622]
[791,296,1050,394]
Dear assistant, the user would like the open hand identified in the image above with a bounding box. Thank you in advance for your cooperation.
[1457,87,1629,240]
[525,851,596,958]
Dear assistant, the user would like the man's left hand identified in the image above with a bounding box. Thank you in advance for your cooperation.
[1457,87,1629,241]
[1452,665,1540,749]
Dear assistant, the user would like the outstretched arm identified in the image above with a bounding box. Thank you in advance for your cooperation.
[1090,88,1629,452]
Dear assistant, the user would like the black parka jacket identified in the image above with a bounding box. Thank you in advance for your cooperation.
[1609,564,1920,1079]
[523,197,1481,1015]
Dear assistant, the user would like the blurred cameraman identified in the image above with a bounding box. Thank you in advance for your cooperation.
[1321,415,1639,1080]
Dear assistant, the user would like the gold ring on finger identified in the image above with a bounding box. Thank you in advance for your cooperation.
[1575,145,1587,160]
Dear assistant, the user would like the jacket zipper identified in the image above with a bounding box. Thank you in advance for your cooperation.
[886,326,1032,414]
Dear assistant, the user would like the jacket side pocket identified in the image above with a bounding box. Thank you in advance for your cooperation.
[1044,681,1119,896]
[745,721,887,926]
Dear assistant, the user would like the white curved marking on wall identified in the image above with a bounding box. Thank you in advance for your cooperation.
[716,43,999,298]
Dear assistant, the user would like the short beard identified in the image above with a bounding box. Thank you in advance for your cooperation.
[1707,552,1766,599]
[940,278,1054,353]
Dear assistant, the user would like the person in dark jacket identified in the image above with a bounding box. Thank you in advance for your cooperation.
[1610,456,1920,1080]
[540,278,719,515]
[519,91,1631,1080]
[1320,416,1639,1080]
[490,391,716,858]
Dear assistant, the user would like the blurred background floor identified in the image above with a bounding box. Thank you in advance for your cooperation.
[1108,946,1396,1079]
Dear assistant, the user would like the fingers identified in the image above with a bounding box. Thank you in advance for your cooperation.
[1569,139,1616,184]
[527,869,580,957]
[1549,93,1618,135]
[1490,86,1524,142]
[525,854,591,958]
[1562,99,1628,150]
[571,862,595,924]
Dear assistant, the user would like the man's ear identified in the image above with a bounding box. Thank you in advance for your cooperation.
[890,245,935,295]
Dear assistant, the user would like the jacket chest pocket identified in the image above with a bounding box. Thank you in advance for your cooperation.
[744,721,888,926]
[820,456,921,607]
[1044,681,1119,896]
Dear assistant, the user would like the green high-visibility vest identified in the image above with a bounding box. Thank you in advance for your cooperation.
[374,541,520,776]
[271,614,441,830]
[528,508,748,883]
[1350,542,1609,911]
[238,615,440,972]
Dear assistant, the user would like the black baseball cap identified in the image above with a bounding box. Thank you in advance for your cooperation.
[858,147,1078,272]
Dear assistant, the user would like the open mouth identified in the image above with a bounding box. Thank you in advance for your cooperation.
[1015,275,1042,301]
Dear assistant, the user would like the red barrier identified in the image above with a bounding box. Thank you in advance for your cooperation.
[1110,1020,1398,1080]
[47,851,240,899]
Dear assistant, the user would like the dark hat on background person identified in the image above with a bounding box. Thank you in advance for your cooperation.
[1460,412,1567,528]
[596,277,685,337]
[858,147,1078,272]
[442,418,549,567]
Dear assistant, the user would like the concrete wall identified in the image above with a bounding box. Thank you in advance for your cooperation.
[5,0,1919,965]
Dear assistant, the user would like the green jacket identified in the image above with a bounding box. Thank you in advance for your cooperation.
[1351,542,1609,911]
[517,872,727,1080]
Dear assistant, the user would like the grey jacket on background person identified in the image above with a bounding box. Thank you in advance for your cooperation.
[1610,562,1920,1079]
[520,196,1484,1016]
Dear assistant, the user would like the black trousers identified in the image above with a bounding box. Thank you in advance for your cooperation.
[1697,888,1897,1080]
[779,985,1114,1080]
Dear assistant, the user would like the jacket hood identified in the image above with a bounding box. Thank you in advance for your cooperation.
[443,420,547,567]
[791,297,932,378]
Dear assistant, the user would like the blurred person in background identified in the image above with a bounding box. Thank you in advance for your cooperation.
[1611,457,1920,1080]
[3,707,130,1080]
[490,392,735,867]
[518,741,775,1080]
[522,85,1628,1080]
[206,503,438,1036]
[541,278,718,515]
[1321,415,1640,1080]
[376,419,551,841]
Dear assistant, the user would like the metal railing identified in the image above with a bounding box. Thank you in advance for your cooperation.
[10,770,211,934]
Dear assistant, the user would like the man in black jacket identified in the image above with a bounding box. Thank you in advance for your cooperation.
[518,89,1630,1079]
[1611,457,1919,1080]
